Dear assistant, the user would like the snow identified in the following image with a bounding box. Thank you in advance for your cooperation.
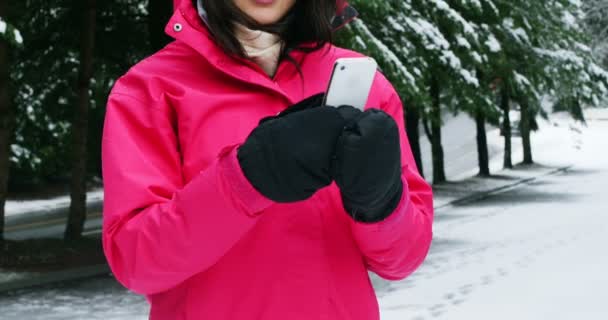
[562,11,577,28]
[403,17,450,51]
[536,48,585,67]
[569,0,582,7]
[354,36,367,50]
[4,188,104,217]
[456,36,471,49]
[137,3,148,15]
[471,52,483,64]
[0,17,22,44]
[482,0,499,15]
[439,50,461,70]
[589,62,608,79]
[387,17,405,33]
[485,34,502,52]
[14,29,23,44]
[459,69,479,86]
[503,18,530,44]
[513,71,531,87]
[430,0,478,40]
[0,276,149,320]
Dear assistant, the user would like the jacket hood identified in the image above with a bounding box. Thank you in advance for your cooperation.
[173,0,358,31]
[333,0,358,30]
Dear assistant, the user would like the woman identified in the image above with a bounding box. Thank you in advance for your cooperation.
[101,0,434,319]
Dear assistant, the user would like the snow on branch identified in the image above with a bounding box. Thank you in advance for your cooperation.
[0,16,23,46]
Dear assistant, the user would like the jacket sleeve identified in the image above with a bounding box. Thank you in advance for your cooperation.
[101,91,275,295]
[350,86,434,281]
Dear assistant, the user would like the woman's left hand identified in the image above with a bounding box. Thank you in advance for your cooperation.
[331,108,404,223]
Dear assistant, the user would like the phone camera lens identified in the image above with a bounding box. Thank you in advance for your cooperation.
[340,66,346,70]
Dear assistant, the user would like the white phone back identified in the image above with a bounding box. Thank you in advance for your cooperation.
[324,57,378,111]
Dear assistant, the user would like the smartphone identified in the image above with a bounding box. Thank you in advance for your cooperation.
[323,57,378,111]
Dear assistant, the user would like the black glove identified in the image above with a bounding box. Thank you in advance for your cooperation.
[331,108,404,223]
[237,94,361,203]
[258,93,324,124]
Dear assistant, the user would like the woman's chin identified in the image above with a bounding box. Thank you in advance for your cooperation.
[234,0,296,26]
[245,11,284,25]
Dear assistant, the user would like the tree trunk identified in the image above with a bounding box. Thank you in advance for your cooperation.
[520,98,533,165]
[149,0,174,52]
[430,76,446,184]
[501,86,512,169]
[0,0,11,242]
[405,104,424,177]
[475,111,490,176]
[65,0,96,241]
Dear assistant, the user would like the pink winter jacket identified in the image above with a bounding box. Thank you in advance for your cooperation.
[101,1,434,319]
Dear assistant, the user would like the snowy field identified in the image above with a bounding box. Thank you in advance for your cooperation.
[0,109,606,319]
[0,277,149,320]
[376,109,608,319]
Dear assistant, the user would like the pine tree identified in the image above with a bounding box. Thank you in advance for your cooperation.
[402,0,491,183]
[519,0,607,163]
[479,1,542,165]
[477,0,607,164]
[340,0,608,176]
[536,0,607,120]
[447,0,504,176]
[7,0,151,191]
[583,0,608,69]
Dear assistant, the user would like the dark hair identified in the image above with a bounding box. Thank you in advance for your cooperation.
[197,0,337,60]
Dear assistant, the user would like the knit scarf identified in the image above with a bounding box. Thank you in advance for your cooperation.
[196,0,284,77]
[233,22,283,77]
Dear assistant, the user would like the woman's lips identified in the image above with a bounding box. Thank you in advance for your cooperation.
[254,0,274,5]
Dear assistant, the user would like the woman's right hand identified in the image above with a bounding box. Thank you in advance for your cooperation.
[237,94,361,203]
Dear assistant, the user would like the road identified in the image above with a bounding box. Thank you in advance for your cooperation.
[0,113,604,319]
[4,216,102,240]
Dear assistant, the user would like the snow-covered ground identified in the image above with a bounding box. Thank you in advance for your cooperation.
[376,108,608,319]
[0,109,606,319]
[0,276,149,320]
[4,189,103,218]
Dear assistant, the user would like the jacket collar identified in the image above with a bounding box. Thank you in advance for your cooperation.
[165,1,293,102]
[165,1,357,102]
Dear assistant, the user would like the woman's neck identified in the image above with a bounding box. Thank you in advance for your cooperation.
[233,23,283,78]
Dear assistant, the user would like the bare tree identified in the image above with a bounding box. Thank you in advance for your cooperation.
[0,0,11,241]
[423,75,447,184]
[475,111,490,176]
[519,98,533,165]
[65,0,97,241]
[500,85,513,169]
[405,104,424,177]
